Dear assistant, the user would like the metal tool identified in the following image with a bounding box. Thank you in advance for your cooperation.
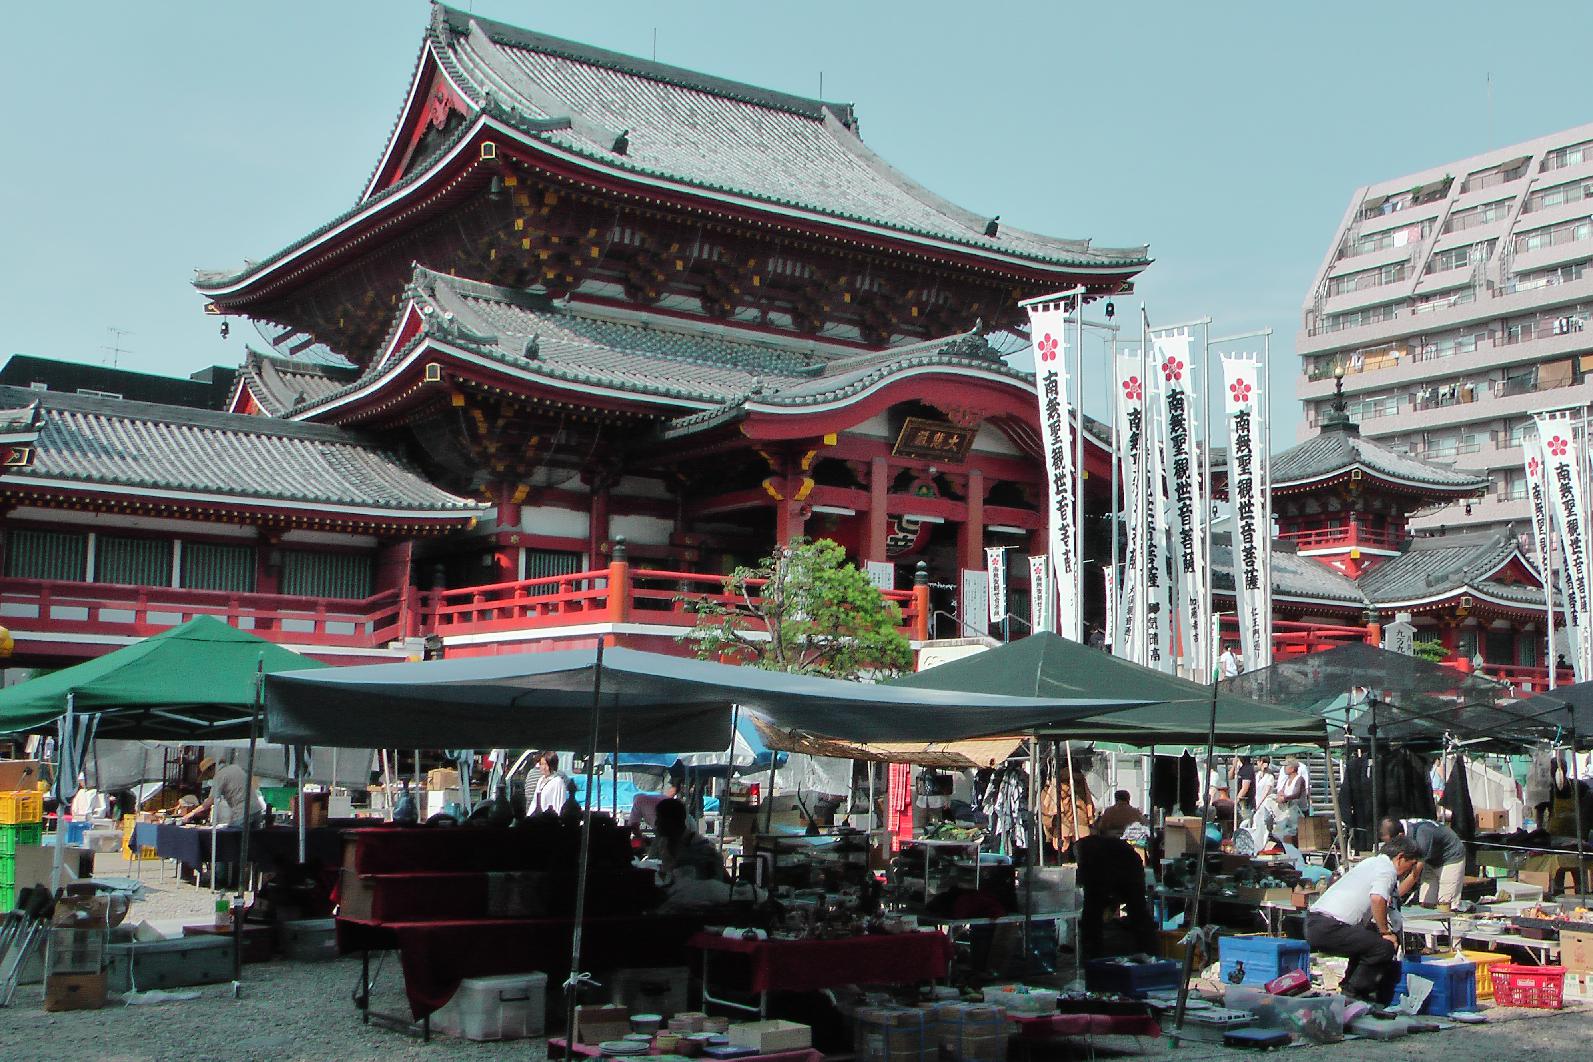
[0,887,32,962]
[0,887,54,1006]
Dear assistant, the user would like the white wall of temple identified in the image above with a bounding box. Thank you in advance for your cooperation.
[278,529,378,548]
[610,514,673,545]
[615,475,671,499]
[519,505,589,539]
[970,423,1020,455]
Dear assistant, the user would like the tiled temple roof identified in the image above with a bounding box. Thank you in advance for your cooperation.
[0,385,482,520]
[231,349,358,416]
[1271,425,1488,495]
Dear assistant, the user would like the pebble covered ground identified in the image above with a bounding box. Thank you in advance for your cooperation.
[0,854,1586,1060]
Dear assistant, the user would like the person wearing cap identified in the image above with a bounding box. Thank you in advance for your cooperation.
[179,756,261,827]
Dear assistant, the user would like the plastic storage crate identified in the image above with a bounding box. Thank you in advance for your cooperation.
[1460,951,1513,1001]
[1394,957,1476,1015]
[0,790,43,825]
[1490,964,1565,1009]
[1084,957,1182,997]
[105,936,234,993]
[431,971,547,1041]
[929,1002,1007,1062]
[855,1006,932,1062]
[0,823,42,855]
[1217,935,1310,987]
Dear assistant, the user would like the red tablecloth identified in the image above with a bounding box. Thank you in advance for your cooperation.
[339,914,702,1020]
[1012,1013,1162,1038]
[688,930,952,993]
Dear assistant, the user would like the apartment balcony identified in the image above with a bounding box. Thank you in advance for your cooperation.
[1513,238,1593,276]
[1388,377,1593,433]
[1320,286,1408,317]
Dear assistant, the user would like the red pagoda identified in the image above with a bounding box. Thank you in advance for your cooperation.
[0,5,1148,666]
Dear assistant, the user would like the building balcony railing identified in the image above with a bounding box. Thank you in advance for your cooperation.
[407,563,932,643]
[0,577,410,648]
[1278,525,1404,552]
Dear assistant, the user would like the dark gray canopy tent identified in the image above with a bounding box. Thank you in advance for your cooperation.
[263,643,1148,1038]
[263,646,1150,749]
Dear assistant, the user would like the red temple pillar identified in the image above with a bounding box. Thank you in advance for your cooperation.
[589,479,611,570]
[494,483,521,582]
[865,456,889,563]
[957,469,985,572]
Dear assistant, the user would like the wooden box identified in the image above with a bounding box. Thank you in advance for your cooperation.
[44,971,106,1011]
[1561,930,1593,974]
[574,1003,630,1045]
[1296,815,1331,851]
[1474,809,1509,832]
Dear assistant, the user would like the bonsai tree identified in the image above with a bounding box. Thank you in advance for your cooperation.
[679,538,912,680]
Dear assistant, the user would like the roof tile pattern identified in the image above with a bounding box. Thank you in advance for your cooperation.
[1271,428,1488,494]
[0,386,479,515]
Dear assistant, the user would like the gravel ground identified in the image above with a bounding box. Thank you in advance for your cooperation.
[0,855,1587,1061]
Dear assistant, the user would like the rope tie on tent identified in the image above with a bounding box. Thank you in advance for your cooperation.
[563,971,601,992]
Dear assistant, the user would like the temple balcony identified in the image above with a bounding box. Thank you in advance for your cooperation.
[1278,524,1405,554]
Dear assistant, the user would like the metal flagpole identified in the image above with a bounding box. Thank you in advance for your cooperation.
[565,638,609,1045]
[1139,307,1151,669]
[1073,293,1086,641]
[1200,319,1215,681]
[1260,330,1274,667]
[1109,328,1121,655]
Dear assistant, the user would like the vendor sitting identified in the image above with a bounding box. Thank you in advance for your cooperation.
[1304,838,1422,1004]
[1074,824,1156,959]
[178,757,262,827]
[1378,816,1466,908]
[647,797,727,883]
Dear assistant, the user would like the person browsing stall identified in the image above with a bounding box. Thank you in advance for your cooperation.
[525,751,571,817]
[1379,816,1466,907]
[179,757,262,827]
[647,798,727,882]
[1093,790,1147,834]
[1304,838,1422,1004]
[1074,824,1157,959]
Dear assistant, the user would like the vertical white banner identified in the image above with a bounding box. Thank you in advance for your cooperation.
[1113,353,1148,664]
[1153,333,1209,679]
[1221,353,1271,672]
[985,546,1008,625]
[864,560,895,592]
[1028,554,1053,634]
[961,568,989,638]
[1525,432,1570,677]
[1535,411,1592,681]
[1143,347,1172,673]
[1028,303,1081,639]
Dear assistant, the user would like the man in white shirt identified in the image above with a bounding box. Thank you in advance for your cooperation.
[1304,839,1422,1003]
[1219,645,1241,680]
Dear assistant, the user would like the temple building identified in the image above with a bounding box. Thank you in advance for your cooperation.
[0,5,1147,667]
[1216,376,1561,692]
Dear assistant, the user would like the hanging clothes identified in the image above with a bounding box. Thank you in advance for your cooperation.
[1338,749,1375,851]
[1178,751,1200,816]
[1525,748,1555,814]
[1039,756,1095,855]
[886,762,913,850]
[1547,759,1580,837]
[1149,755,1180,812]
[1442,753,1476,842]
[975,764,1029,854]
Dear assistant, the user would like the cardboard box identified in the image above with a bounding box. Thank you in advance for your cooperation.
[44,971,107,1012]
[1163,817,1204,859]
[0,759,41,791]
[573,1004,629,1045]
[1296,815,1331,851]
[426,768,460,791]
[1474,809,1509,832]
[1517,870,1558,896]
[1561,930,1593,974]
[732,1019,813,1052]
[12,844,92,893]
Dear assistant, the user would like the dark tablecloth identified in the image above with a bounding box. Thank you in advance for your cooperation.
[337,914,702,1020]
[150,823,348,867]
[1013,1013,1161,1038]
[687,930,952,993]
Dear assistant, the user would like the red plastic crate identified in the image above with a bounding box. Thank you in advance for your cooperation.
[1489,964,1565,1009]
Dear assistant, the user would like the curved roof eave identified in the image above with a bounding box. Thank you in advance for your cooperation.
[197,112,1148,304]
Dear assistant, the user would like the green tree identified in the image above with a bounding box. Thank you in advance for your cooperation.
[679,538,912,679]
[1412,637,1447,664]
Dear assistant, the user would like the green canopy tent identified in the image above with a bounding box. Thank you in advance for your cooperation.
[0,615,327,741]
[888,633,1324,745]
[0,615,328,984]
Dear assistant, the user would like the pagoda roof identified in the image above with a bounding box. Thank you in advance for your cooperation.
[292,268,1039,433]
[1213,529,1545,613]
[228,349,358,416]
[0,385,483,529]
[1270,425,1489,497]
[196,5,1147,298]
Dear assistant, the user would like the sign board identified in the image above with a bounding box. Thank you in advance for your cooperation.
[892,417,976,462]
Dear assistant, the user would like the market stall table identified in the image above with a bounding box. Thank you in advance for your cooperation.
[551,1040,821,1062]
[1010,1010,1161,1060]
[689,929,952,1017]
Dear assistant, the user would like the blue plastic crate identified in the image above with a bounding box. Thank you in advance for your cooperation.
[1394,957,1476,1016]
[1084,957,1181,998]
[1218,935,1311,986]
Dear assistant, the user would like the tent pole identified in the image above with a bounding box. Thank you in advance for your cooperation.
[1064,740,1080,848]
[612,728,620,820]
[294,748,306,864]
[234,658,263,990]
[564,638,608,1043]
[762,749,778,835]
[1023,737,1037,968]
[1570,702,1586,895]
[51,693,74,895]
[1173,676,1221,1034]
[1369,699,1381,832]
[719,704,740,863]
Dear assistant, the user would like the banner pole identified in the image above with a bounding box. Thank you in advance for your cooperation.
[1109,328,1120,654]
[1074,293,1086,641]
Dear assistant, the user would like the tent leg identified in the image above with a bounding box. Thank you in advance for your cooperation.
[1172,678,1221,1034]
[51,694,74,896]
[1569,703,1586,895]
[563,639,608,1045]
[1064,740,1080,848]
[296,751,306,864]
[235,660,263,992]
[719,704,740,864]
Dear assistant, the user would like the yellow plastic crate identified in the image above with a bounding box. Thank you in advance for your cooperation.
[1462,950,1513,1001]
[0,790,43,825]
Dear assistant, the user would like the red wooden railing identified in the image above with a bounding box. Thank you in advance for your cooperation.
[0,576,408,648]
[1278,525,1403,551]
[1473,662,1573,696]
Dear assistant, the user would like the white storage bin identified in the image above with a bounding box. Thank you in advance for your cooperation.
[431,971,547,1041]
[609,965,689,1017]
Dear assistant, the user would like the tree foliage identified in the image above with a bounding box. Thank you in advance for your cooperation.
[679,538,913,680]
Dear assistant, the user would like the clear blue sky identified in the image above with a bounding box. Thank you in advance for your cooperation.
[3,1,1591,445]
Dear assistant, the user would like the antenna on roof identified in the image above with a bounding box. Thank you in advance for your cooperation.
[820,72,824,99]
[102,326,134,369]
[652,28,658,61]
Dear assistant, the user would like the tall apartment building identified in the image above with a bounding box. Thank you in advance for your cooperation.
[1299,122,1593,538]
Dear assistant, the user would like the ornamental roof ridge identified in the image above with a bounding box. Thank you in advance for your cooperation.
[435,3,854,124]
